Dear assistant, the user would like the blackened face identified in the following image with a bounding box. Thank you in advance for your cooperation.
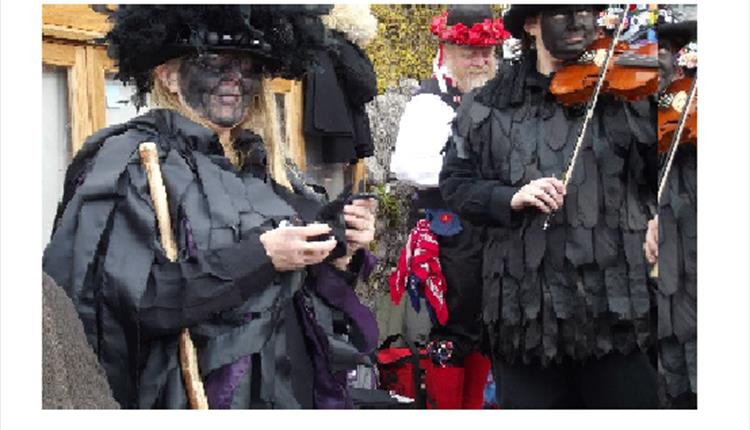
[658,44,675,94]
[540,6,597,61]
[178,52,260,128]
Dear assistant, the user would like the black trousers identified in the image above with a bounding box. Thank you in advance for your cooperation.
[429,220,485,361]
[493,351,659,409]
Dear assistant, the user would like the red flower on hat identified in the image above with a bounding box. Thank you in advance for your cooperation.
[439,213,453,224]
[430,10,511,46]
[430,11,448,36]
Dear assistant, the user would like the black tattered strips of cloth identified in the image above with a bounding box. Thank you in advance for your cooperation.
[449,60,658,366]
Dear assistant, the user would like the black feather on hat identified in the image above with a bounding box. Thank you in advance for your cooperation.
[104,5,332,106]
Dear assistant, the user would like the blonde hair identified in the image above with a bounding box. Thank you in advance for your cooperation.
[151,68,292,189]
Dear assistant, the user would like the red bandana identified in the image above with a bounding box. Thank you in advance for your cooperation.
[389,219,448,325]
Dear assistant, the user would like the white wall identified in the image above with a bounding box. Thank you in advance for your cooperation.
[42,71,148,247]
[105,75,150,126]
[41,65,71,246]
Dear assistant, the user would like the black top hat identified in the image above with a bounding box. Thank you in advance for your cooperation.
[104,5,332,106]
[657,4,697,46]
[446,4,495,26]
[658,20,697,50]
[503,4,607,39]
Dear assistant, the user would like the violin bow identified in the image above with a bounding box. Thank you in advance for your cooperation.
[650,73,698,278]
[543,4,630,230]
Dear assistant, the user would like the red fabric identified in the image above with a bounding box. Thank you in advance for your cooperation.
[430,10,511,46]
[461,352,492,409]
[377,348,413,364]
[425,365,465,409]
[377,347,432,400]
[388,220,449,325]
[378,348,493,409]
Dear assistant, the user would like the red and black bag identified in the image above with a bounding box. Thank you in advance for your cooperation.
[376,334,434,409]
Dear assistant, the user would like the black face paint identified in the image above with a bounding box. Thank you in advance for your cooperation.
[178,52,260,128]
[658,45,675,94]
[540,6,597,61]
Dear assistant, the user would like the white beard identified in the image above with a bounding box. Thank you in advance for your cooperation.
[454,70,495,93]
[444,57,497,94]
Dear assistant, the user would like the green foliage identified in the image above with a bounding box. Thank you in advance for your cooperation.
[372,183,401,226]
[365,4,509,94]
[366,4,445,94]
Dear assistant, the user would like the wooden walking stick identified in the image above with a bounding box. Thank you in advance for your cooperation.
[138,142,209,410]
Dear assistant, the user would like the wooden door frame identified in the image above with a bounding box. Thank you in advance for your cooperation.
[43,39,114,153]
[42,5,115,153]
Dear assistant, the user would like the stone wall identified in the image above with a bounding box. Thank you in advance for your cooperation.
[355,79,420,316]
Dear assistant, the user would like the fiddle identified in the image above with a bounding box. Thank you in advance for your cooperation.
[658,77,697,153]
[650,74,697,279]
[543,8,630,230]
[550,37,659,106]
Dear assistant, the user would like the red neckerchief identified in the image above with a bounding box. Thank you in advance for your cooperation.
[389,219,448,325]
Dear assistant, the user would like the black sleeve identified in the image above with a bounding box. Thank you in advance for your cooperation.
[439,127,520,228]
[137,226,277,338]
[341,248,370,285]
[331,36,378,107]
[97,165,283,338]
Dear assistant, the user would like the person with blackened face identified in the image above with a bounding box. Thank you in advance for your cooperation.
[439,5,659,408]
[175,53,259,128]
[644,6,698,409]
[43,5,379,409]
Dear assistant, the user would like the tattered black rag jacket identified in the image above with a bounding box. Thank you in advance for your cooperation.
[657,143,697,401]
[439,54,659,366]
[43,109,377,408]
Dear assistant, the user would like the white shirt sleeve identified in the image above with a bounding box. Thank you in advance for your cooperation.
[389,94,456,188]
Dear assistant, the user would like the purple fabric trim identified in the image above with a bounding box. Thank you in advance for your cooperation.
[203,312,254,409]
[294,293,352,409]
[310,264,379,354]
[359,250,377,282]
[182,216,198,258]
[74,170,87,190]
[204,355,252,409]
